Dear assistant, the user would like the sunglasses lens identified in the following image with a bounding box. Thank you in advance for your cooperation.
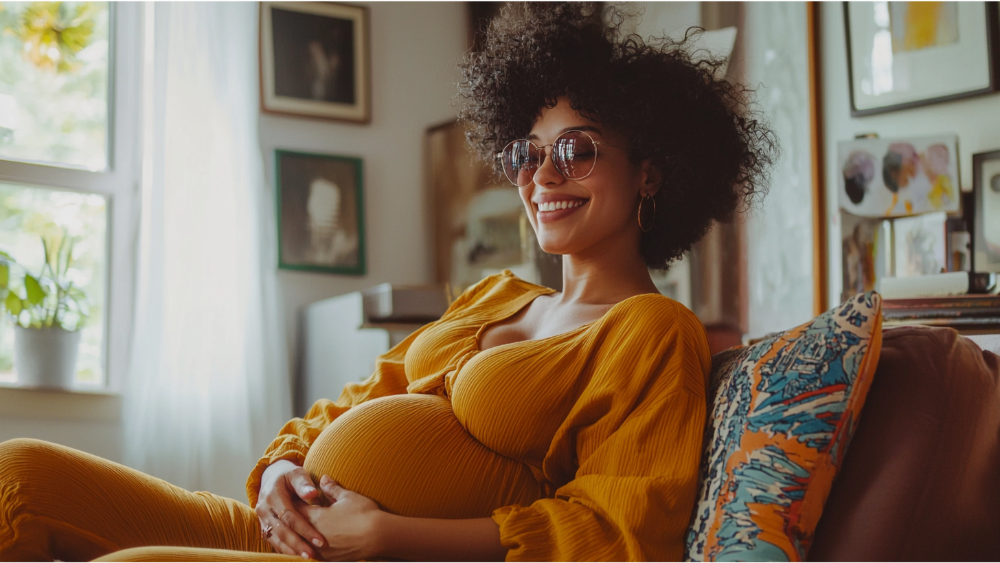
[501,141,539,187]
[553,131,597,180]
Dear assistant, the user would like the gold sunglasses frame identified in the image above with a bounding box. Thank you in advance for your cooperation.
[495,130,626,187]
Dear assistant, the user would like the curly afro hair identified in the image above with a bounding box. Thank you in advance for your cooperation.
[457,3,779,270]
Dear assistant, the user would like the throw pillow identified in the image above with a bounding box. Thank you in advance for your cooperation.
[685,292,883,561]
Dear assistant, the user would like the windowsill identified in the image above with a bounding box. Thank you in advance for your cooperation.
[0,382,121,422]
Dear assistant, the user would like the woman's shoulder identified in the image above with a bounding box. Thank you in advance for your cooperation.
[609,292,703,332]
[443,271,552,318]
[589,293,710,397]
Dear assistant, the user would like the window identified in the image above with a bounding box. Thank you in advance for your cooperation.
[0,183,107,383]
[0,2,111,170]
[0,2,141,390]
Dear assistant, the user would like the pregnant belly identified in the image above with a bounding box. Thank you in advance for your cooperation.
[303,394,543,519]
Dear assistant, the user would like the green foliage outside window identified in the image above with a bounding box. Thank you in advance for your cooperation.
[0,2,109,169]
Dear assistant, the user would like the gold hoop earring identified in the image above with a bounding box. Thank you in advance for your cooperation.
[638,194,656,233]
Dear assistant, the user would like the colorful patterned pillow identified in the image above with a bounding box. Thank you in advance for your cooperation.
[685,292,883,562]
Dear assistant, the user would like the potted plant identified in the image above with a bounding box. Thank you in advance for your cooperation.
[0,235,90,389]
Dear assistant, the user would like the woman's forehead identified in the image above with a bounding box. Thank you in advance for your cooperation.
[529,100,604,141]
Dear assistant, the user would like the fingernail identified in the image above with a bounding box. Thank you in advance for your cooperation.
[303,486,316,493]
[301,552,310,560]
[312,538,323,547]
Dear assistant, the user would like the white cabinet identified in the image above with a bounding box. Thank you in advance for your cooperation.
[301,285,447,411]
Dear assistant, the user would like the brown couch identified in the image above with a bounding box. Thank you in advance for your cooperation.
[809,326,1000,561]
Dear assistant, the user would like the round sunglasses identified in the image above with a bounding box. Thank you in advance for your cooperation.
[496,130,627,187]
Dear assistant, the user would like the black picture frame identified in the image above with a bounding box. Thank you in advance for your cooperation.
[972,149,1000,273]
[260,2,371,123]
[844,2,1000,117]
[275,150,366,275]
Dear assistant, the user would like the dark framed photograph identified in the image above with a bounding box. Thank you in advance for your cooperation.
[844,2,1000,117]
[260,2,370,122]
[973,150,1000,273]
[276,150,365,275]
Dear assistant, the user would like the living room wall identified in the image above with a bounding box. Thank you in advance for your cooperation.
[258,2,468,391]
[820,3,1000,308]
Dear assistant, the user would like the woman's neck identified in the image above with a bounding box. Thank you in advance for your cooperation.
[557,233,659,306]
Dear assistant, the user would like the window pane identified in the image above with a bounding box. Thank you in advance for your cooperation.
[0,182,107,385]
[0,2,110,170]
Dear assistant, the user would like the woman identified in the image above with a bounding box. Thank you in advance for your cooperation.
[0,4,775,562]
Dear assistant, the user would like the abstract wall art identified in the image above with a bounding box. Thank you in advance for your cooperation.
[844,2,999,116]
[837,134,959,218]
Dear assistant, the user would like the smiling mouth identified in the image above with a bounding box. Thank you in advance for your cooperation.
[536,199,587,212]
[534,199,589,223]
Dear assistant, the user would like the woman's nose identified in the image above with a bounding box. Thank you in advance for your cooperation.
[532,149,565,186]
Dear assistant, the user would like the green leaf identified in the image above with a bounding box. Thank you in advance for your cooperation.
[60,236,74,277]
[0,263,7,288]
[24,274,45,305]
[5,292,22,316]
[0,250,11,260]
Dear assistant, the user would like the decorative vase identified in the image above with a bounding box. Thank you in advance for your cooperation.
[13,326,81,389]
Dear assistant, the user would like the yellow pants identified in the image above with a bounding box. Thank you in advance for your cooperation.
[0,439,308,562]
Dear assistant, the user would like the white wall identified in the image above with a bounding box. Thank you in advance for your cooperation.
[743,3,815,337]
[0,388,123,461]
[820,3,1000,308]
[619,2,701,40]
[258,2,469,390]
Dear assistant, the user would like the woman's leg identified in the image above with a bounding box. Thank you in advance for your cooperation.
[0,438,272,562]
[94,546,309,562]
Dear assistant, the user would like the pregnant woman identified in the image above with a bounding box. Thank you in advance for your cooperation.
[0,4,775,562]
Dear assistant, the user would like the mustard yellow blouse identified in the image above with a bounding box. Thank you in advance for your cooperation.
[246,272,710,561]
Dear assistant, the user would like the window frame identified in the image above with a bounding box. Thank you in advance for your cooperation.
[0,3,143,392]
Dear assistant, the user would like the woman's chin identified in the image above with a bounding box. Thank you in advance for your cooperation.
[535,228,580,255]
[536,240,572,257]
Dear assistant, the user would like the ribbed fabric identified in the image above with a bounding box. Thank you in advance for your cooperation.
[248,272,711,561]
[0,272,709,562]
[0,438,303,562]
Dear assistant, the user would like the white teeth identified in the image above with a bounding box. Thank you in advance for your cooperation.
[538,200,585,212]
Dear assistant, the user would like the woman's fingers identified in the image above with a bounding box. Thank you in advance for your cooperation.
[275,502,328,549]
[318,475,346,502]
[288,467,320,502]
[271,517,318,560]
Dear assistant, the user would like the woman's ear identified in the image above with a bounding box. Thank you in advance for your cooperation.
[640,159,662,197]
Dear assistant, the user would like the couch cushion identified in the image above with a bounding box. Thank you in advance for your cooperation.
[685,293,882,561]
[809,326,1000,561]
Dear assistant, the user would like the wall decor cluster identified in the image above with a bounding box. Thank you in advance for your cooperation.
[276,150,365,275]
[844,2,999,116]
[837,134,964,300]
[260,2,370,122]
[973,150,1000,273]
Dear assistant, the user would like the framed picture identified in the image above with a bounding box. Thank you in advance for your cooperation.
[837,134,960,218]
[843,2,1000,117]
[973,150,1000,273]
[260,2,370,122]
[276,150,365,275]
[893,211,948,277]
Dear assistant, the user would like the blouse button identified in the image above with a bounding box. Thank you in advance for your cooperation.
[502,269,513,276]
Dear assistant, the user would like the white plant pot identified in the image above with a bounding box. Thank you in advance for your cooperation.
[13,326,81,389]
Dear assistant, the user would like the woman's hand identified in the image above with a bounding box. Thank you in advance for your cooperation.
[256,459,327,559]
[302,475,385,561]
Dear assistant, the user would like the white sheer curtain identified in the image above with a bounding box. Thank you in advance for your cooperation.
[125,2,291,501]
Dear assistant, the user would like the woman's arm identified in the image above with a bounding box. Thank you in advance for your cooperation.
[302,476,506,562]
